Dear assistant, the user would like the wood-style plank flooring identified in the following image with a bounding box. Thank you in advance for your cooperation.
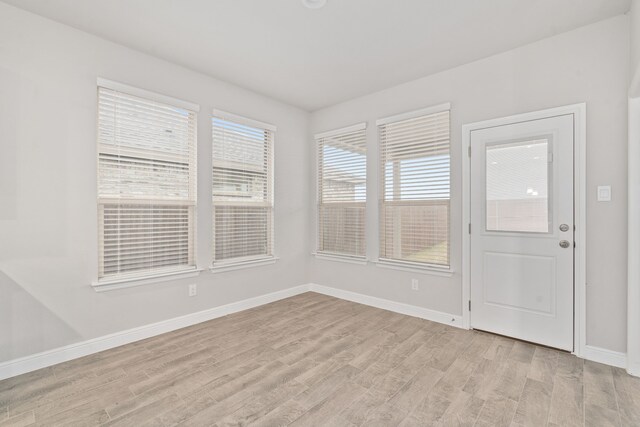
[1,292,640,426]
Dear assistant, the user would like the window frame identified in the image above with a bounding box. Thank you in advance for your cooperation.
[92,78,201,290]
[210,109,277,271]
[315,122,368,263]
[376,102,453,274]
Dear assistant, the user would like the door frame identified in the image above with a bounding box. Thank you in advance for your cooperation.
[461,103,586,357]
[628,95,640,376]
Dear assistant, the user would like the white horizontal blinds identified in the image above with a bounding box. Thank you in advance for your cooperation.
[212,114,274,264]
[316,125,367,257]
[97,86,197,280]
[378,108,450,267]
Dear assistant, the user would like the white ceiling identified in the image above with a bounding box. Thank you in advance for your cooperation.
[2,0,630,111]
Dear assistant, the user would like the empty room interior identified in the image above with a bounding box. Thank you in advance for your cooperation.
[3,0,640,425]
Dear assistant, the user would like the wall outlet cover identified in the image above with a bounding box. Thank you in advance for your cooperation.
[188,284,197,297]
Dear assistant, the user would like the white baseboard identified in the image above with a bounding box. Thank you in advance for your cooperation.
[2,282,632,381]
[307,285,638,374]
[0,283,464,381]
[581,345,627,369]
[0,284,310,381]
[628,360,640,377]
[308,283,464,329]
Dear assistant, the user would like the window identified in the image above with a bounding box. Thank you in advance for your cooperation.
[97,80,198,283]
[486,138,550,233]
[316,123,367,258]
[378,104,451,268]
[212,110,275,266]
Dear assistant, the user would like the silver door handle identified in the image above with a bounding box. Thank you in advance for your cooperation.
[559,240,571,248]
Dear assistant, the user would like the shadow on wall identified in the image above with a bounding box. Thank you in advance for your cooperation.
[0,270,80,363]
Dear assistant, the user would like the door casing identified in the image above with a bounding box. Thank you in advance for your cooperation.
[461,103,586,358]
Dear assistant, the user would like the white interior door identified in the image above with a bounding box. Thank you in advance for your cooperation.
[470,114,574,351]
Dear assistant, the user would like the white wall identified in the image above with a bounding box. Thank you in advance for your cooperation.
[309,15,630,353]
[0,3,310,363]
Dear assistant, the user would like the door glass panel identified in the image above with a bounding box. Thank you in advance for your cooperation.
[486,139,550,233]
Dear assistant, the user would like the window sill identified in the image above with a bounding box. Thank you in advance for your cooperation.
[375,259,454,277]
[210,256,279,273]
[91,268,203,292]
[313,252,368,265]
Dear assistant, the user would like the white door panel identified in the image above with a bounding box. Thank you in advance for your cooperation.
[483,252,556,315]
[470,114,574,351]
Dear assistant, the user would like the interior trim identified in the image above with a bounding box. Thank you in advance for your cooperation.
[1,282,631,381]
[0,284,308,381]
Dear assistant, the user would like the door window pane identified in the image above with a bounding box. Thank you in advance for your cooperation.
[486,139,550,233]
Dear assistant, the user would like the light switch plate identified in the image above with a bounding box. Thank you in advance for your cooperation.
[597,186,611,202]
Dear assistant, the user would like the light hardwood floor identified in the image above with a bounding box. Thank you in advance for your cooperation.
[1,292,640,426]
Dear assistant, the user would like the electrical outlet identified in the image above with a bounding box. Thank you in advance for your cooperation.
[411,279,419,291]
[188,284,197,297]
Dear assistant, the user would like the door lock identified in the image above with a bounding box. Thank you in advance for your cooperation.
[559,224,570,232]
[559,240,571,248]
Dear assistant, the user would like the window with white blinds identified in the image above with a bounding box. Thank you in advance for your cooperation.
[378,104,451,268]
[97,81,198,282]
[316,123,367,258]
[212,111,275,265]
